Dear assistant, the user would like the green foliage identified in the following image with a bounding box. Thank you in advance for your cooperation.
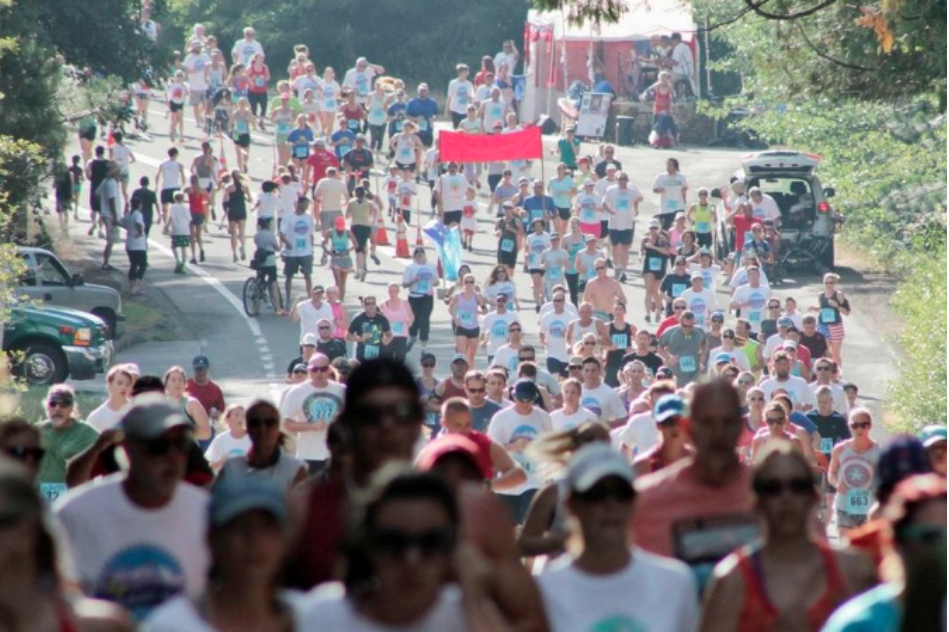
[889,241,948,430]
[529,0,627,27]
[165,0,530,85]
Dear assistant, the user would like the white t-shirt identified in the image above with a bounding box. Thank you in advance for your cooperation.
[678,288,717,329]
[296,300,335,343]
[302,583,463,631]
[539,309,573,362]
[580,383,627,424]
[750,193,781,222]
[482,98,507,130]
[539,301,580,322]
[436,173,468,210]
[203,430,251,464]
[731,284,772,333]
[671,42,695,77]
[257,191,280,220]
[145,593,306,632]
[487,406,552,494]
[760,375,815,409]
[619,412,659,455]
[169,203,192,236]
[603,185,643,231]
[483,281,517,304]
[403,262,438,297]
[54,475,209,621]
[159,159,183,190]
[231,39,264,67]
[342,67,377,100]
[183,53,210,91]
[525,232,551,269]
[447,78,475,114]
[688,263,722,296]
[652,172,689,214]
[491,343,523,376]
[86,401,130,432]
[482,311,520,356]
[280,183,300,220]
[125,210,147,251]
[314,178,349,213]
[550,406,598,432]
[729,265,771,291]
[763,333,792,359]
[279,381,346,460]
[166,82,188,105]
[809,381,850,414]
[539,548,699,632]
[281,213,315,258]
[110,144,133,170]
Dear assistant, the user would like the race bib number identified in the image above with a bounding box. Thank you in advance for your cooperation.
[254,76,265,88]
[547,266,562,280]
[277,121,291,135]
[666,199,679,211]
[611,333,628,348]
[648,257,663,272]
[41,483,67,503]
[400,193,412,208]
[419,119,429,131]
[820,437,834,454]
[820,308,836,324]
[490,105,503,119]
[294,145,309,158]
[347,119,361,131]
[295,237,308,251]
[749,310,761,324]
[696,221,710,233]
[398,145,413,162]
[616,196,630,211]
[459,310,475,327]
[363,344,380,359]
[679,355,697,373]
[671,283,686,296]
[500,238,515,253]
[847,489,871,515]
[392,321,405,335]
[356,74,369,94]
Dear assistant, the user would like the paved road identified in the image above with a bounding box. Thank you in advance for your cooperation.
[62,106,896,433]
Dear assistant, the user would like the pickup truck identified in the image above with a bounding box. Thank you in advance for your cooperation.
[17,247,125,338]
[3,304,113,386]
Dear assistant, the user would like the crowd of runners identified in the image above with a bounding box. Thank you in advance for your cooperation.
[22,15,949,632]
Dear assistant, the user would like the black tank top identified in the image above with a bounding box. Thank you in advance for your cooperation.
[606,322,634,369]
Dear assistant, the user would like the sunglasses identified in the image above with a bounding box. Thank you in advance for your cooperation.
[4,445,46,462]
[318,326,332,330]
[747,395,764,401]
[765,416,785,425]
[569,365,582,370]
[816,366,831,372]
[673,306,686,311]
[348,401,420,427]
[518,357,535,362]
[595,266,606,271]
[723,334,735,340]
[309,365,331,373]
[465,280,475,285]
[553,298,564,303]
[574,480,634,503]
[47,400,74,408]
[247,416,280,429]
[142,434,192,457]
[850,422,871,429]
[466,387,486,393]
[421,363,436,369]
[768,305,781,309]
[371,528,455,559]
[583,341,596,346]
[753,477,814,497]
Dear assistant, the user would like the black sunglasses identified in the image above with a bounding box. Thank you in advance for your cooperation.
[765,416,785,425]
[47,399,74,408]
[371,528,455,559]
[753,477,814,497]
[4,445,46,462]
[421,363,436,369]
[309,365,331,373]
[142,434,192,456]
[466,387,486,393]
[574,480,634,503]
[247,416,280,429]
[850,421,871,429]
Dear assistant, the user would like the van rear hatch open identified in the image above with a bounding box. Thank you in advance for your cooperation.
[741,151,821,176]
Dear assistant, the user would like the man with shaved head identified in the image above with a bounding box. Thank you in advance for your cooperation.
[630,379,757,590]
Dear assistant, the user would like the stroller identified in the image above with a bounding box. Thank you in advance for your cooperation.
[771,228,834,282]
[207,87,233,137]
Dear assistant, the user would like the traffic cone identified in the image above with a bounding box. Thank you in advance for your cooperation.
[395,216,411,258]
[218,137,228,175]
[374,215,389,246]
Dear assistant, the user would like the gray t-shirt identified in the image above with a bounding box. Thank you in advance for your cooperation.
[470,400,504,433]
[659,325,707,386]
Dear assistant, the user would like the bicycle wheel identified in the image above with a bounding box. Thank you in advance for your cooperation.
[242,277,262,317]
[267,280,283,313]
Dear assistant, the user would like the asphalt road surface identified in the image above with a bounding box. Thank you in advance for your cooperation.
[62,105,897,436]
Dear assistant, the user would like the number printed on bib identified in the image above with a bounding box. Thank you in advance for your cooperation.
[679,355,697,373]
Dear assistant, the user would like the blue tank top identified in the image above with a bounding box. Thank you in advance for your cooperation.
[331,231,349,254]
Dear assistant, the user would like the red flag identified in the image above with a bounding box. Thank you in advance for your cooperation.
[439,126,542,163]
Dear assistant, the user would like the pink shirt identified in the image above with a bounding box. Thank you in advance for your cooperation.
[630,458,753,558]
[380,298,411,338]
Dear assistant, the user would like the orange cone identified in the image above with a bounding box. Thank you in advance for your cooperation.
[218,137,228,175]
[374,214,389,246]
[395,216,411,258]
[106,126,115,147]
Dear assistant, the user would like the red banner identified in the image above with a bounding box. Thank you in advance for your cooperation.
[438,126,543,162]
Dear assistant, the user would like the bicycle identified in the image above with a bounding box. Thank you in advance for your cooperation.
[242,270,283,317]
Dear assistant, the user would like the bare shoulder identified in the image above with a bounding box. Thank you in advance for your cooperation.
[834,546,878,592]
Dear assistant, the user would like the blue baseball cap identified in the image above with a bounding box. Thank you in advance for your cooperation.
[654,394,687,424]
[209,475,288,528]
[919,425,948,448]
[513,379,539,401]
[714,352,733,365]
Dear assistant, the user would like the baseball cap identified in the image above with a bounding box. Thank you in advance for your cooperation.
[210,475,288,528]
[313,137,326,146]
[567,443,634,493]
[355,134,367,141]
[125,363,141,377]
[714,352,732,365]
[777,316,794,328]
[335,215,346,230]
[418,83,429,91]
[710,311,725,323]
[192,355,210,370]
[420,352,437,365]
[415,434,490,480]
[690,270,704,280]
[302,333,318,347]
[605,163,618,171]
[121,394,190,440]
[782,341,798,351]
[583,180,595,187]
[451,353,469,365]
[513,379,539,401]
[550,232,561,239]
[919,425,947,448]
[875,436,932,494]
[699,246,712,256]
[585,233,598,242]
[502,201,515,209]
[517,176,530,185]
[654,394,687,424]
[568,356,584,368]
[648,219,660,229]
[292,363,308,373]
[656,366,674,380]
[749,186,762,196]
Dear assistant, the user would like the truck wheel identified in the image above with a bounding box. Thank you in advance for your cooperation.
[91,308,117,339]
[13,342,68,386]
